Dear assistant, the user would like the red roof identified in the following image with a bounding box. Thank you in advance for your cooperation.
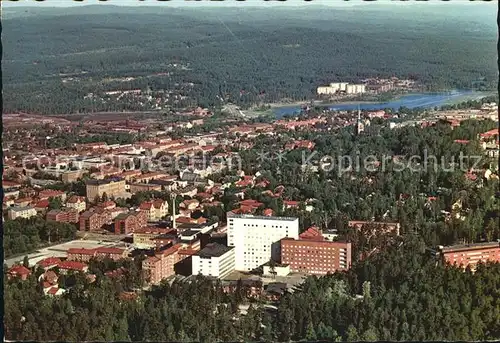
[454,139,470,144]
[67,248,96,256]
[95,247,125,255]
[139,202,154,210]
[37,257,62,268]
[57,261,88,271]
[48,287,59,295]
[263,208,274,216]
[284,200,299,207]
[299,227,324,241]
[8,265,31,276]
[480,129,499,138]
[35,199,50,208]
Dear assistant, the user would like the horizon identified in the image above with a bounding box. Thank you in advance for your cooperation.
[3,0,495,8]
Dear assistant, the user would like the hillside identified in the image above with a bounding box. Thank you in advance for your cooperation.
[2,4,497,114]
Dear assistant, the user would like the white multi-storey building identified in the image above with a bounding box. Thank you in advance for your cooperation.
[227,213,300,271]
[192,243,235,278]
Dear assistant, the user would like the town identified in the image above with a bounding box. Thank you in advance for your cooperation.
[4,92,499,305]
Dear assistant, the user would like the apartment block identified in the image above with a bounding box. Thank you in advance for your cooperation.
[66,196,87,213]
[142,245,180,284]
[114,210,147,234]
[7,206,37,220]
[79,208,111,231]
[139,199,169,222]
[438,242,500,271]
[86,178,126,202]
[227,213,299,271]
[192,243,235,278]
[281,234,352,275]
[46,208,79,223]
[133,227,177,249]
[67,247,127,262]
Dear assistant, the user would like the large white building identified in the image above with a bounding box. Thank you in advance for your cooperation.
[227,213,300,271]
[192,243,235,278]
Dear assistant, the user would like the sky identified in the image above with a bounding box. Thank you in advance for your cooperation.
[3,0,490,8]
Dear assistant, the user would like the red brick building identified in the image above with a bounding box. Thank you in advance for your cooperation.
[281,227,352,275]
[114,210,148,234]
[67,247,127,262]
[46,208,79,223]
[438,242,500,271]
[142,244,180,284]
[79,208,111,231]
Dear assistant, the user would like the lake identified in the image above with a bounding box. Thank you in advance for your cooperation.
[274,90,487,118]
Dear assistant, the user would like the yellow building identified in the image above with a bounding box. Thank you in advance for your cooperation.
[7,206,38,220]
[86,178,126,202]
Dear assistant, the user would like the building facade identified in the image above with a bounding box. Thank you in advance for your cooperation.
[142,245,179,284]
[192,243,235,278]
[114,210,148,234]
[438,242,500,271]
[281,238,352,275]
[46,208,79,223]
[227,213,299,271]
[86,178,126,202]
[7,206,38,220]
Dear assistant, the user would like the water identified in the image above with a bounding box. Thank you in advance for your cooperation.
[274,90,484,117]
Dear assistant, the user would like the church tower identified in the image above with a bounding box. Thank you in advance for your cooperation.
[356,105,365,135]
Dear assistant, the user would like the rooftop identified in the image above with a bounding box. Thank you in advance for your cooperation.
[440,242,500,253]
[196,243,233,258]
[227,213,298,222]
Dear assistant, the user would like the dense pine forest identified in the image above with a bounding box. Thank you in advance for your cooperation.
[5,236,500,341]
[2,4,497,113]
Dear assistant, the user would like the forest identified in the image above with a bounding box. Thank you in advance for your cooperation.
[4,235,500,341]
[2,4,497,113]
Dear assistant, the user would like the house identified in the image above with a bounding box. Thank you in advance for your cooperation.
[283,200,300,210]
[36,257,62,270]
[180,199,200,211]
[7,265,32,280]
[66,196,87,213]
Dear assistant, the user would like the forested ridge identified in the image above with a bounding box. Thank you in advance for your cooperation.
[5,235,500,341]
[3,5,497,113]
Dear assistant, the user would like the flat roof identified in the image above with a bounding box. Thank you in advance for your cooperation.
[227,213,298,222]
[196,243,234,258]
[441,242,500,253]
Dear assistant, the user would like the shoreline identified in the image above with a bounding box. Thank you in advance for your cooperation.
[266,90,494,111]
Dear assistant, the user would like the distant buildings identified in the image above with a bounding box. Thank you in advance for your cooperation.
[317,82,366,95]
[227,213,299,271]
[192,243,235,278]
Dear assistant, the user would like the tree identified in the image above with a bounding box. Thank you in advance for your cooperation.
[23,256,30,268]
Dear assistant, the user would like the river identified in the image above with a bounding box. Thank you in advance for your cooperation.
[274,90,489,118]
